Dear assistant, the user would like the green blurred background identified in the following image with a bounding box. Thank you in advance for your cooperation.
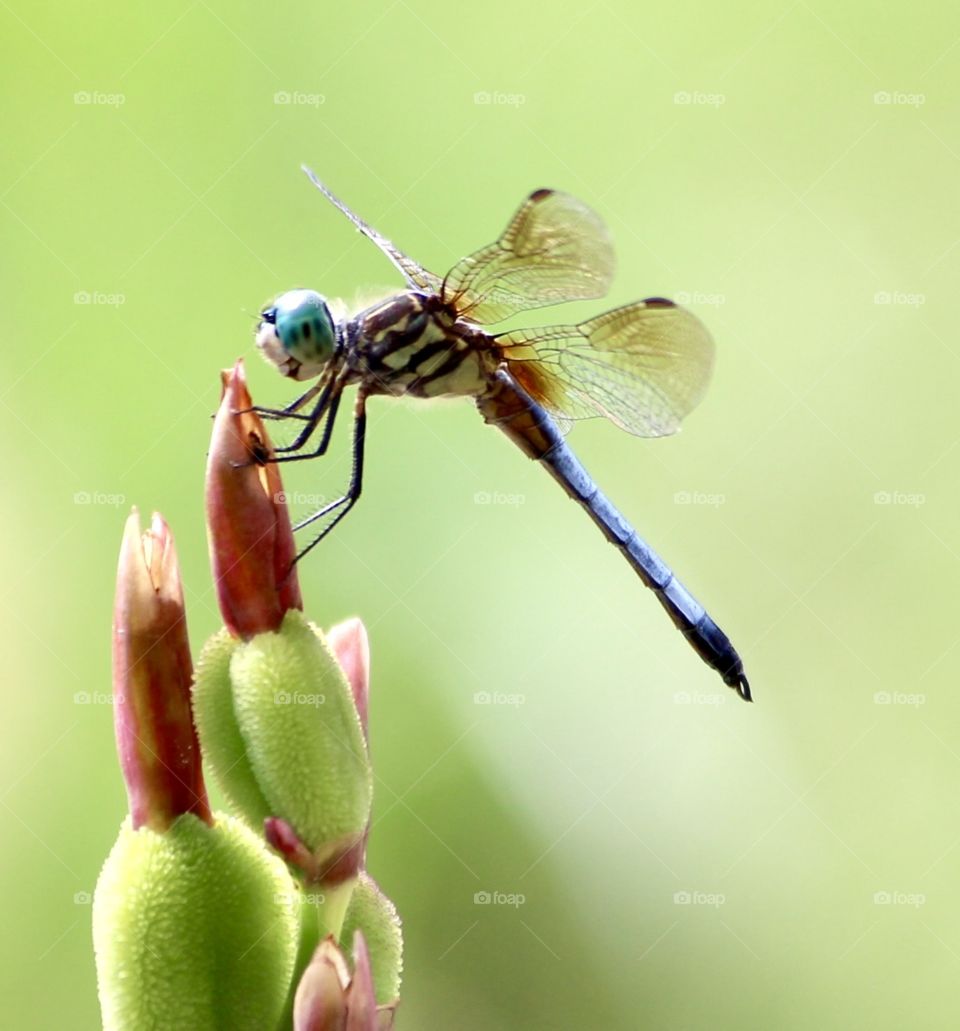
[3,1,959,1027]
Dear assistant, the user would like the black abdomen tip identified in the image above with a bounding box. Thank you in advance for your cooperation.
[727,673,752,703]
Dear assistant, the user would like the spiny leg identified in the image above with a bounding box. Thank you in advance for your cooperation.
[234,382,341,472]
[270,386,343,460]
[290,392,367,564]
[268,378,340,456]
[242,381,326,422]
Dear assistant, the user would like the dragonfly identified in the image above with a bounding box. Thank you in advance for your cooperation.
[252,167,750,700]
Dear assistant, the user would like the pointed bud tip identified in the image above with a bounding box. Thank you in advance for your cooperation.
[294,937,351,1031]
[345,931,377,1029]
[293,934,385,1031]
[327,618,370,739]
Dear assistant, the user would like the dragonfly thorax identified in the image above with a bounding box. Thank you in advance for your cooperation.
[257,288,340,381]
[349,290,491,400]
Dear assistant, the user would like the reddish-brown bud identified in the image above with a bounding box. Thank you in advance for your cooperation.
[205,359,303,637]
[112,510,210,830]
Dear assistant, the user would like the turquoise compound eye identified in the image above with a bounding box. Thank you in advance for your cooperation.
[269,289,336,367]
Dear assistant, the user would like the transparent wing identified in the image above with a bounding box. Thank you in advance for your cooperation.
[498,299,715,438]
[442,190,615,325]
[302,166,443,294]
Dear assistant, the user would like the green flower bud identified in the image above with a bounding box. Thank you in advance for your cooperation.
[193,610,372,877]
[93,812,298,1031]
[192,628,271,822]
[340,872,403,1004]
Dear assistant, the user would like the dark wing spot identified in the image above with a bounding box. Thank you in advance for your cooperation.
[529,188,554,203]
[644,297,677,309]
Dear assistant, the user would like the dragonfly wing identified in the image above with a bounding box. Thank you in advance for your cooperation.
[443,190,615,324]
[302,166,443,294]
[498,298,715,437]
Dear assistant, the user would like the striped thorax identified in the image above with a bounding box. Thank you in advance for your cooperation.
[346,291,492,399]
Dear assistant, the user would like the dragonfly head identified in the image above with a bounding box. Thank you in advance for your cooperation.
[256,288,339,381]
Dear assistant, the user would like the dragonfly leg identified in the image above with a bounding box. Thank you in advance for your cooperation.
[251,408,311,423]
[234,385,341,472]
[238,382,326,422]
[270,391,343,463]
[289,393,367,564]
[272,381,341,457]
